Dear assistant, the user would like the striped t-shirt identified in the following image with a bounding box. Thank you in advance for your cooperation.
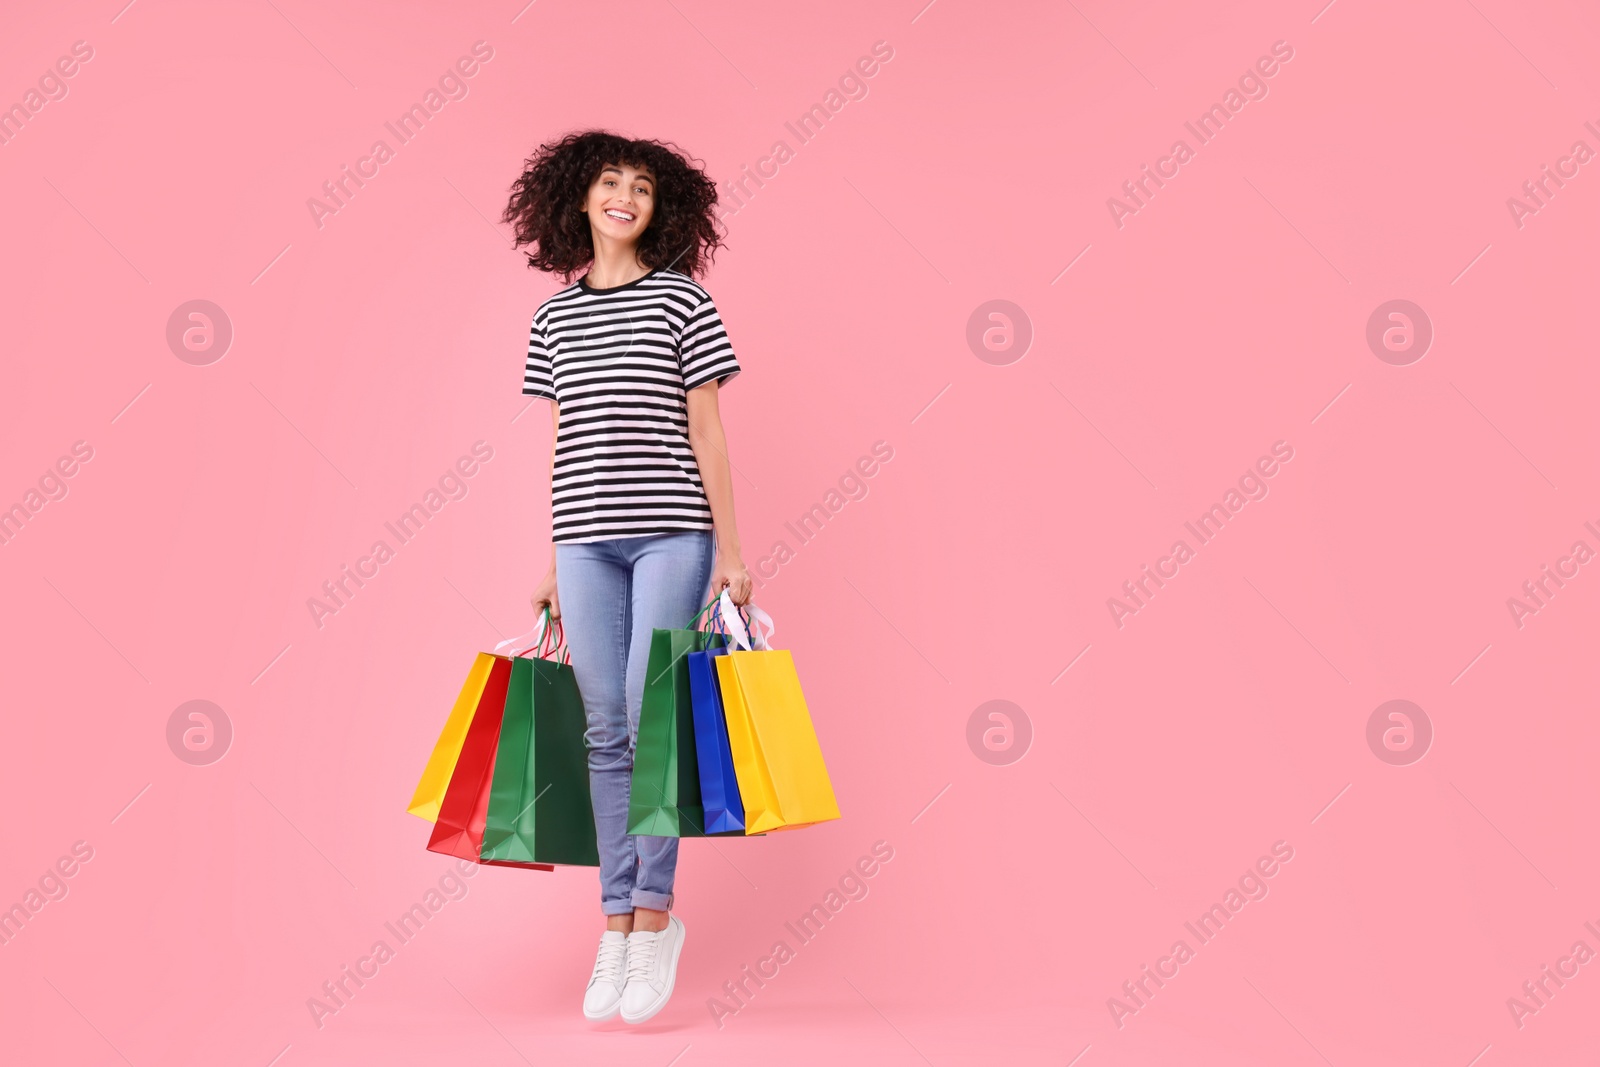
[522,268,742,544]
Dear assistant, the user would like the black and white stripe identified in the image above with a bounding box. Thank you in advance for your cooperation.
[522,268,741,544]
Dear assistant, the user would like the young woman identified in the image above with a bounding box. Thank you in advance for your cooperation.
[502,130,753,1025]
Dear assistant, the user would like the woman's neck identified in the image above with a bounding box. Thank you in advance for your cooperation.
[584,241,650,289]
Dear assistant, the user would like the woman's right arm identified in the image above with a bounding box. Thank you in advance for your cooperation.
[531,400,561,618]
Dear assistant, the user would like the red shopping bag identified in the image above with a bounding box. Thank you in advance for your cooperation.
[427,655,554,871]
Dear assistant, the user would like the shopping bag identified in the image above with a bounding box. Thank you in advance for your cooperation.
[627,601,729,837]
[481,612,600,867]
[408,652,497,822]
[426,656,522,861]
[409,615,560,822]
[426,617,564,871]
[715,592,841,833]
[688,605,744,835]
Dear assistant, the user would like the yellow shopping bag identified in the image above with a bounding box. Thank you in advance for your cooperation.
[407,653,497,822]
[713,594,840,833]
[408,615,559,822]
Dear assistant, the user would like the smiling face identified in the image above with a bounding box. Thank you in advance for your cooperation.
[581,162,655,246]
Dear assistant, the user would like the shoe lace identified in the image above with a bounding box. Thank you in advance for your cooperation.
[592,940,626,985]
[625,932,660,984]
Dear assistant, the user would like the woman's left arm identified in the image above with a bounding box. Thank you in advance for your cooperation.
[687,381,753,605]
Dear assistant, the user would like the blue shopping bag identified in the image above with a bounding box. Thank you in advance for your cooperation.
[688,622,746,835]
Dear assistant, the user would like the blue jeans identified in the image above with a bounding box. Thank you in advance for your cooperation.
[555,530,715,915]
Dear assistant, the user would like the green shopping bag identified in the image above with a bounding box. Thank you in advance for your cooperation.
[480,611,600,866]
[627,603,729,837]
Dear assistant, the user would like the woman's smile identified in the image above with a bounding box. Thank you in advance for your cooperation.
[585,162,655,239]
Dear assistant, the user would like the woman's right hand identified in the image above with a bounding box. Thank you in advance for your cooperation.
[531,565,560,620]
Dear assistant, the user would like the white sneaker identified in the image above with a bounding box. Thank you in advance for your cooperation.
[582,931,628,1021]
[620,914,687,1024]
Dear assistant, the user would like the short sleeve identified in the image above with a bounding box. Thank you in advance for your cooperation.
[679,295,741,391]
[522,316,556,400]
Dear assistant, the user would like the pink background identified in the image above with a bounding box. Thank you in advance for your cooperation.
[3,0,1599,1063]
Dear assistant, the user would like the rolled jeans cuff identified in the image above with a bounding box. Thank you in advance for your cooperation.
[601,899,638,916]
[631,889,674,913]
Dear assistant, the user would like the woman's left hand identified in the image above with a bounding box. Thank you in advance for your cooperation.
[711,550,753,606]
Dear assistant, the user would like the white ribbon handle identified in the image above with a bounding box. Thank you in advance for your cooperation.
[493,608,555,657]
[718,590,774,651]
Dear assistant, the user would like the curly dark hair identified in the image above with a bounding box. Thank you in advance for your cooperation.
[501,129,725,282]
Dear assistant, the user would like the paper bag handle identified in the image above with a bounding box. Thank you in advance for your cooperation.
[492,604,570,663]
[718,590,774,651]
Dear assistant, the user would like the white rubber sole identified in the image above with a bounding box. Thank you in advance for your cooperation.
[582,993,622,1022]
[621,916,686,1025]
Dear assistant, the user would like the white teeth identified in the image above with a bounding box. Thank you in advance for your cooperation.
[605,210,634,221]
